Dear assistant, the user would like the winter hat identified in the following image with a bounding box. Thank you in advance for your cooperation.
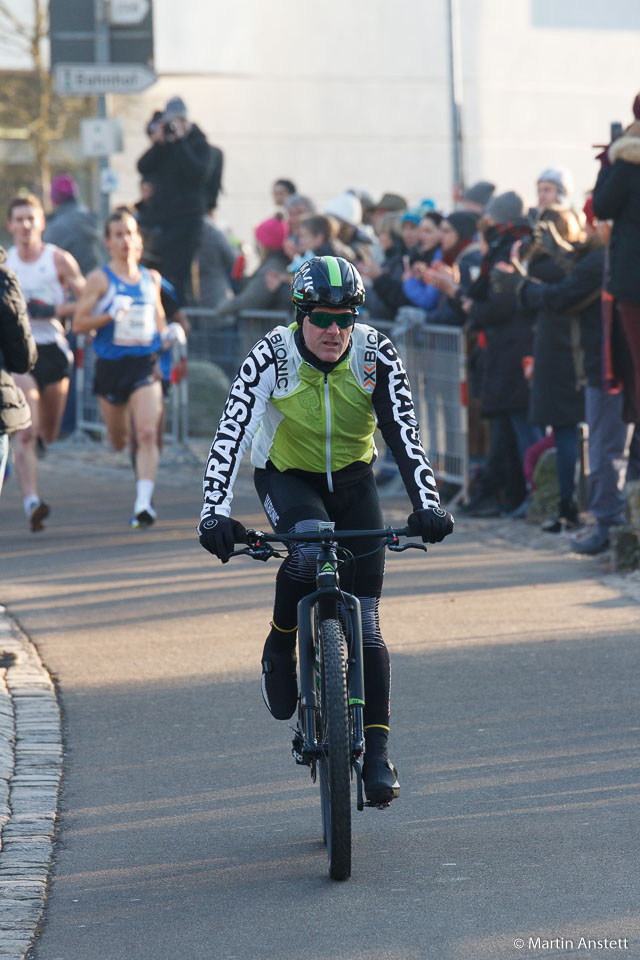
[401,209,422,225]
[373,192,407,212]
[324,191,363,227]
[537,166,573,201]
[462,181,495,207]
[163,96,188,119]
[50,174,78,205]
[445,211,478,241]
[486,191,524,224]
[255,215,289,250]
[418,197,437,216]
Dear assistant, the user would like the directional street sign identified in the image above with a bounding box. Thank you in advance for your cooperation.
[109,0,151,26]
[53,63,156,96]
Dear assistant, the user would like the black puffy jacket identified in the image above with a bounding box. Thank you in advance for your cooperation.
[0,249,37,435]
[592,133,640,304]
[519,239,605,389]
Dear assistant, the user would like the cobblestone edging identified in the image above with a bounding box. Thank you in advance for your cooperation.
[0,606,62,960]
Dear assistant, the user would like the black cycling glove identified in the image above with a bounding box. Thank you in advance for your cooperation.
[27,298,56,319]
[407,506,455,544]
[198,513,247,563]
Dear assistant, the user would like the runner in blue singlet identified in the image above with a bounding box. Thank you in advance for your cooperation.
[74,208,166,528]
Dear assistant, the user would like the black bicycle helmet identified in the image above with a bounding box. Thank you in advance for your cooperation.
[291,255,366,315]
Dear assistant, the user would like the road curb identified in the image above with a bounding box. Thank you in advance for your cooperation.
[0,606,62,960]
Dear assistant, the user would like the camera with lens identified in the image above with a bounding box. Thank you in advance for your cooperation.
[163,120,179,142]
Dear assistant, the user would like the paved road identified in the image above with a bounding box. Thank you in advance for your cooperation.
[1,452,639,960]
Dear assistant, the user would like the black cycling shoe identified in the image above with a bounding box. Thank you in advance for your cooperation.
[362,728,400,804]
[362,754,400,805]
[261,642,298,720]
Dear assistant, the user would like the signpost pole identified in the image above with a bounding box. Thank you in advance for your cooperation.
[94,0,111,231]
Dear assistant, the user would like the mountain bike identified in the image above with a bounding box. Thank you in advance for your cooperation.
[230,522,427,881]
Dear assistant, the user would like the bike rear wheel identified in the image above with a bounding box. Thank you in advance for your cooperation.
[317,617,351,881]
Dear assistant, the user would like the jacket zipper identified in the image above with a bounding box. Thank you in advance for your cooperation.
[324,373,333,492]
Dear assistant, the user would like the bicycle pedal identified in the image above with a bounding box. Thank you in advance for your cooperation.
[291,734,306,765]
[365,799,393,810]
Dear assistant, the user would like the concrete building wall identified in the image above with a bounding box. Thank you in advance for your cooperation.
[101,0,640,242]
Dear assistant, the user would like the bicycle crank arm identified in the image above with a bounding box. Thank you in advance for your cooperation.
[354,756,364,812]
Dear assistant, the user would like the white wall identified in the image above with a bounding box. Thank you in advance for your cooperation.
[102,0,640,242]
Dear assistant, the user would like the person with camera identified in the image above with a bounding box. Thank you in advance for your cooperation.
[137,96,217,306]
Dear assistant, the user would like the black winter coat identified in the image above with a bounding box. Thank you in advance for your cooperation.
[519,240,605,389]
[521,253,584,428]
[0,251,37,435]
[137,124,213,226]
[592,133,640,303]
[372,237,411,314]
[468,289,533,417]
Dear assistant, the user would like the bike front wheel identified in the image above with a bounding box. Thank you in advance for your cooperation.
[317,616,351,881]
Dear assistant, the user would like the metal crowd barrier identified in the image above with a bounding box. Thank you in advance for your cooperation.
[183,307,292,379]
[391,309,468,497]
[69,308,468,492]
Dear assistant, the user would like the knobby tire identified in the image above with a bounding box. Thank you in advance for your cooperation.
[317,617,351,881]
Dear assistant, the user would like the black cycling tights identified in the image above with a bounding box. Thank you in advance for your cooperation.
[254,465,390,729]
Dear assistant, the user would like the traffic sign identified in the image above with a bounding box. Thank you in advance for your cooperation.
[53,63,156,95]
[81,118,124,157]
[99,169,120,194]
[109,0,151,26]
[50,0,154,69]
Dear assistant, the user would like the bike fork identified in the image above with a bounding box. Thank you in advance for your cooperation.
[342,593,366,812]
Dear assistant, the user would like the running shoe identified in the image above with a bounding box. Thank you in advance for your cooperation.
[129,505,157,529]
[29,500,50,533]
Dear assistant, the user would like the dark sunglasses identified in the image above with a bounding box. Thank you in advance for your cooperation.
[308,310,355,329]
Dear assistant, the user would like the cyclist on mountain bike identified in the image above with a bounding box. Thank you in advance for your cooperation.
[198,256,454,804]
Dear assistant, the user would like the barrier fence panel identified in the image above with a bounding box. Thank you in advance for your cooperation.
[183,307,292,377]
[74,334,104,437]
[390,312,468,497]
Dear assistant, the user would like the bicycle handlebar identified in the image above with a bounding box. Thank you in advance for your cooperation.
[247,525,412,544]
[229,525,427,561]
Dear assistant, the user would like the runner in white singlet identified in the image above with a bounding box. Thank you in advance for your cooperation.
[6,193,85,532]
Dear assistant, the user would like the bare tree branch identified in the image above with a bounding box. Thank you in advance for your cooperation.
[0,1,29,39]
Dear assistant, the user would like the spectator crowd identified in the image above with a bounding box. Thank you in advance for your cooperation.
[2,91,640,558]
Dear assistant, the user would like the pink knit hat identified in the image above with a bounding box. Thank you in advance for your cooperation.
[255,216,289,250]
[50,174,78,205]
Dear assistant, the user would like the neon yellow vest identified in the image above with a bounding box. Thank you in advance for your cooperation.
[251,323,379,481]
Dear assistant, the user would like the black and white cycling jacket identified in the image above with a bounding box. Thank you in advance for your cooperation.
[201,322,440,518]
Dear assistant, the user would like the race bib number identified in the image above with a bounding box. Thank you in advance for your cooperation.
[113,302,156,347]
